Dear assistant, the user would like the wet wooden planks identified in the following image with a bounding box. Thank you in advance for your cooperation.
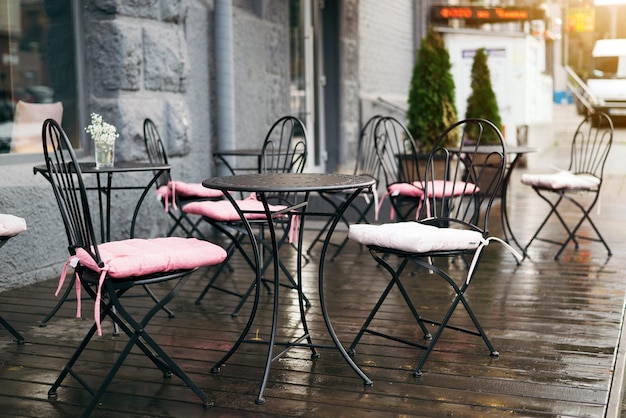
[1,183,626,417]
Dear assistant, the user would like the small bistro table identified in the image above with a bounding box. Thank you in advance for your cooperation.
[203,172,375,404]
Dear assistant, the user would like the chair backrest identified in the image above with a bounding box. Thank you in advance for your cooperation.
[568,112,613,180]
[42,119,101,262]
[259,116,308,174]
[354,115,384,180]
[373,116,423,188]
[422,118,506,234]
[143,118,172,189]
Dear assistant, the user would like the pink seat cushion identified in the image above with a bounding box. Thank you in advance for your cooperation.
[156,181,224,201]
[62,237,227,336]
[388,182,424,197]
[0,214,27,237]
[182,198,287,221]
[169,181,224,198]
[75,237,227,278]
[414,180,479,198]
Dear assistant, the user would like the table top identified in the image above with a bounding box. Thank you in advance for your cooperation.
[203,172,375,193]
[34,161,170,174]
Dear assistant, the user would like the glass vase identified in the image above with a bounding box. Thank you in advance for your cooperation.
[95,141,115,168]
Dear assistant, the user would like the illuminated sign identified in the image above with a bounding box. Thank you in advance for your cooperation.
[431,6,545,23]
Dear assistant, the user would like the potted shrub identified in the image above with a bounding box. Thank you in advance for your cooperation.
[407,29,459,153]
[464,47,503,143]
[464,47,504,196]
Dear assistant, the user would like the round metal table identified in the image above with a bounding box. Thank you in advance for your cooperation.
[203,172,375,404]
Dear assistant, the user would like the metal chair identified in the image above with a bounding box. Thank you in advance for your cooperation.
[0,214,27,344]
[184,115,309,316]
[374,116,425,221]
[41,119,227,416]
[347,118,521,377]
[143,118,224,239]
[521,112,613,259]
[307,114,383,260]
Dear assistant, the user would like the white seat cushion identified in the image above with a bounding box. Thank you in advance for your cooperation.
[348,222,484,253]
[521,171,600,190]
[0,214,27,237]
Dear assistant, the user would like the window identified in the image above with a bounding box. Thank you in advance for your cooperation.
[0,0,78,156]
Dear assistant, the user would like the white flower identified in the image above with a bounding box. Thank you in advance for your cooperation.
[85,113,118,151]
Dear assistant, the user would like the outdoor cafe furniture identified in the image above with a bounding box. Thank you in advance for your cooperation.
[0,213,27,344]
[184,116,308,314]
[40,119,227,416]
[521,111,613,259]
[203,172,375,405]
[306,114,383,260]
[348,119,521,377]
[143,118,224,240]
[34,150,172,327]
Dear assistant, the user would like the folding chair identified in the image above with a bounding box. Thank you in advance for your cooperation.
[307,114,383,259]
[143,118,224,239]
[0,214,27,344]
[521,112,613,259]
[41,119,227,416]
[374,116,425,221]
[183,116,309,315]
[347,118,521,377]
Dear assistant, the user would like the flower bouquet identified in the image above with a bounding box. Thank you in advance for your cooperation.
[86,113,118,168]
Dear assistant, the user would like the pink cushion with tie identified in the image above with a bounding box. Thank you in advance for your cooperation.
[388,182,424,197]
[182,198,287,221]
[64,237,226,336]
[74,237,227,278]
[156,181,224,201]
[0,214,27,237]
[169,181,224,198]
[413,180,479,197]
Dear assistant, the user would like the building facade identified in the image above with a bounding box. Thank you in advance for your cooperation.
[0,0,422,290]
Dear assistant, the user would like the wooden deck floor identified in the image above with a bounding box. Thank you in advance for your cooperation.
[1,165,626,417]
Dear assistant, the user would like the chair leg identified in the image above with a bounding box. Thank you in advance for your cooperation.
[554,194,612,258]
[411,257,498,377]
[0,314,24,344]
[349,249,498,377]
[40,272,78,327]
[49,274,211,416]
[349,252,432,356]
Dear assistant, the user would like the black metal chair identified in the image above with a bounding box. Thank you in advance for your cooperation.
[373,116,425,222]
[41,119,227,416]
[307,114,384,260]
[143,118,224,239]
[347,118,521,377]
[184,115,309,316]
[521,112,613,259]
[0,214,27,344]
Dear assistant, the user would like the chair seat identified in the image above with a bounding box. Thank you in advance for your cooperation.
[521,171,600,190]
[0,214,27,237]
[349,222,483,253]
[156,181,225,211]
[74,237,227,279]
[182,196,287,221]
[61,237,227,336]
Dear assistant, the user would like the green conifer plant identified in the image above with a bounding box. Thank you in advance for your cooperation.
[407,30,459,152]
[465,48,503,143]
